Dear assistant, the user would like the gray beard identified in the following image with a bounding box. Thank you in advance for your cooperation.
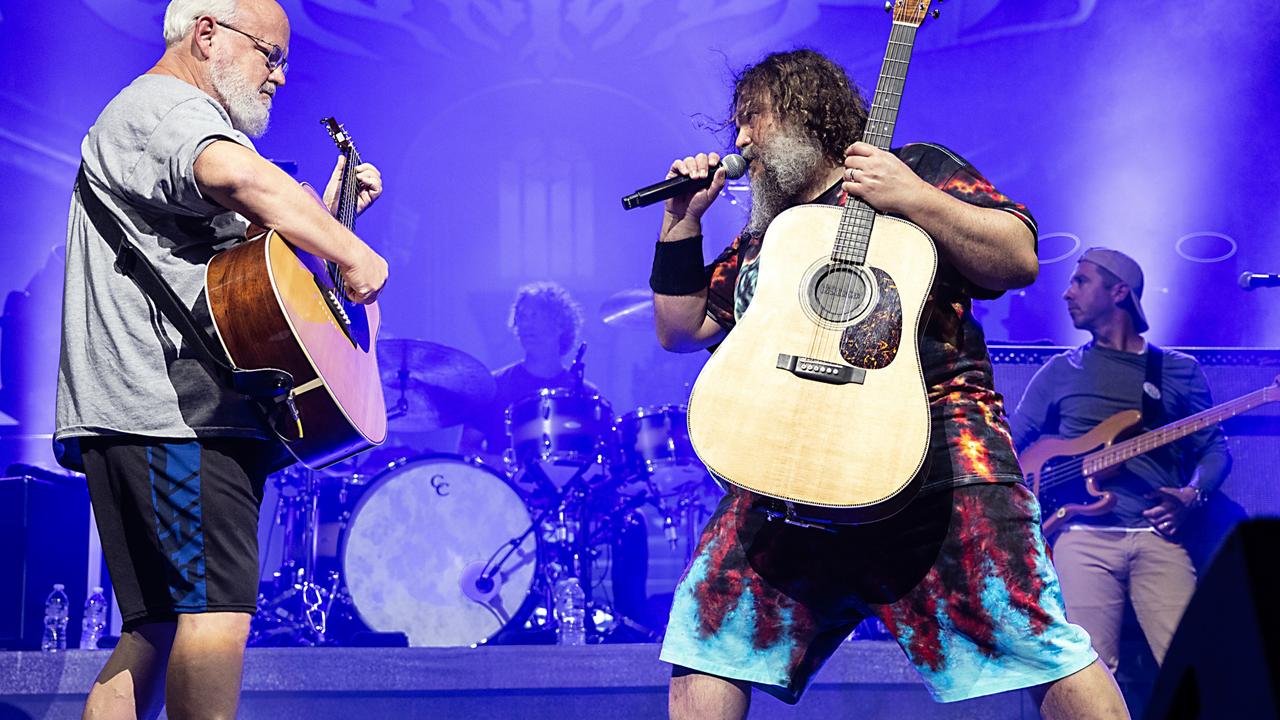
[745,131,827,236]
[210,57,272,138]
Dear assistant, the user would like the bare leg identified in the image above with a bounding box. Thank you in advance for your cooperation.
[164,612,252,720]
[1030,659,1131,720]
[669,666,751,720]
[83,621,177,720]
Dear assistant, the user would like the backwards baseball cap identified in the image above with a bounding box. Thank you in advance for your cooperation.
[1078,247,1148,333]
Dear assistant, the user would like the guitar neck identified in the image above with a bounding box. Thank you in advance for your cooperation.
[1084,386,1276,473]
[334,146,362,232]
[835,21,920,266]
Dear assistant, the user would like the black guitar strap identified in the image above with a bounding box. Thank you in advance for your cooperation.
[1141,343,1181,473]
[1142,343,1165,427]
[74,164,294,403]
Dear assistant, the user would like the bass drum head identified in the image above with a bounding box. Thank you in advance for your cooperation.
[341,454,538,647]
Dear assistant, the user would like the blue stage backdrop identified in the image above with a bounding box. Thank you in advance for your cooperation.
[1,0,1278,466]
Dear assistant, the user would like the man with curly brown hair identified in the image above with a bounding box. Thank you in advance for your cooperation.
[649,49,1130,719]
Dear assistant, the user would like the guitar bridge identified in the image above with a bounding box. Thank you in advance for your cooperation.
[322,288,355,345]
[777,354,865,385]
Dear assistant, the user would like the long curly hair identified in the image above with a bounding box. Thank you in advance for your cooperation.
[508,281,584,356]
[731,49,869,165]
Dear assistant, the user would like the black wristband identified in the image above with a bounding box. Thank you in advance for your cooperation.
[650,236,707,295]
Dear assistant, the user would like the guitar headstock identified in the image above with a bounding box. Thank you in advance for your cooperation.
[322,117,356,153]
[887,0,939,26]
[1267,374,1280,402]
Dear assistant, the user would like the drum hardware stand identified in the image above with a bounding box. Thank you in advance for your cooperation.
[251,467,348,646]
[386,366,412,422]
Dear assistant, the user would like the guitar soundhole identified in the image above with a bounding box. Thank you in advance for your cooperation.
[806,263,873,324]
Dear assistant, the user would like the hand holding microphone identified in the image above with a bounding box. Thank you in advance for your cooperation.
[622,152,748,218]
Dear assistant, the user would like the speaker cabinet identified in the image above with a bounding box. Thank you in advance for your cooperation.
[1143,518,1280,720]
[0,468,90,650]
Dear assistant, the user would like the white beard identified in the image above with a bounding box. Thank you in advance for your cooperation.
[209,56,272,138]
[744,129,826,236]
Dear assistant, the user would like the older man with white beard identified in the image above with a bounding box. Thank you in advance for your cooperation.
[55,1,387,718]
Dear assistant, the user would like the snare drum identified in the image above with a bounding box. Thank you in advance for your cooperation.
[506,388,613,489]
[340,454,539,647]
[615,404,708,497]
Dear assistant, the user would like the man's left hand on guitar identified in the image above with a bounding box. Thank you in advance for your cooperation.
[1142,486,1199,537]
[324,154,384,216]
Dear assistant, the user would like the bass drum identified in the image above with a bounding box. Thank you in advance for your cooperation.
[340,454,539,647]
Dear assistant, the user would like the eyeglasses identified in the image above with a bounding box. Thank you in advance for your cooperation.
[215,21,288,75]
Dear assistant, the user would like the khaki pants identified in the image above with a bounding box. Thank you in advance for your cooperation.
[1051,527,1197,672]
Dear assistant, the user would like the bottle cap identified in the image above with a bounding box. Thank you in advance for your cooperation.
[92,586,104,594]
[53,584,65,590]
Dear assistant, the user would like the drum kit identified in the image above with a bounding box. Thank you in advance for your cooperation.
[250,326,724,648]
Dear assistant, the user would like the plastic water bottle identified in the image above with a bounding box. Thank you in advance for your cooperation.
[80,587,108,650]
[554,576,586,646]
[41,584,69,652]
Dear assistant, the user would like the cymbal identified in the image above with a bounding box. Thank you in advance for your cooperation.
[600,288,654,329]
[379,339,496,430]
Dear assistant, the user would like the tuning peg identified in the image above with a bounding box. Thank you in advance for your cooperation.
[932,8,940,18]
[885,1,893,11]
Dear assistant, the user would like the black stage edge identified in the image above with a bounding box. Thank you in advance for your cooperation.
[0,642,1038,719]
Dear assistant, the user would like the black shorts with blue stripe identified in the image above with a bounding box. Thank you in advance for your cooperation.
[82,436,277,630]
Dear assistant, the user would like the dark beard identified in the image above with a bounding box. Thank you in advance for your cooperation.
[744,130,827,236]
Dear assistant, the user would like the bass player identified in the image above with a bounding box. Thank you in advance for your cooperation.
[1010,247,1232,676]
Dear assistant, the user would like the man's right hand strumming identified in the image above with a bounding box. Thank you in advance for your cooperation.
[339,243,388,305]
[660,152,728,243]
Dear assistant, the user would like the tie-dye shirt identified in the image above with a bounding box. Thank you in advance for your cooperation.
[703,142,1035,493]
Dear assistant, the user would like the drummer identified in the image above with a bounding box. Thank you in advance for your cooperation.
[459,281,599,469]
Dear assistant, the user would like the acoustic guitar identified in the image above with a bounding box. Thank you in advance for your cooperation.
[1021,376,1279,537]
[687,1,938,525]
[205,118,387,468]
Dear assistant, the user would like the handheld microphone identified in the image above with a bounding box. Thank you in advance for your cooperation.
[621,154,748,210]
[1238,272,1280,290]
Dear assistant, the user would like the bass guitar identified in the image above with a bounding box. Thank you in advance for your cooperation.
[205,118,387,468]
[1021,376,1279,537]
[687,1,938,525]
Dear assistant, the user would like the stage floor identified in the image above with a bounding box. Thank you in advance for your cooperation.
[0,641,1038,719]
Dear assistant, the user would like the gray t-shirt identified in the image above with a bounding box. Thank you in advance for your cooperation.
[55,74,271,468]
[1008,342,1232,526]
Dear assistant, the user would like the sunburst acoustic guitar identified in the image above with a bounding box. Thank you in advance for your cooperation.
[205,118,387,469]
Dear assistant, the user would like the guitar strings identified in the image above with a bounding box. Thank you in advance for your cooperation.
[330,144,362,303]
[821,21,912,365]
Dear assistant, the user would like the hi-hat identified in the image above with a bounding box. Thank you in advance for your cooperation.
[600,288,654,329]
[379,339,495,430]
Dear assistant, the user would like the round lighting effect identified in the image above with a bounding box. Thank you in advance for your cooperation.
[1037,232,1082,264]
[1175,232,1237,263]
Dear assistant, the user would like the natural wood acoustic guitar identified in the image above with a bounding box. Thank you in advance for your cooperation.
[205,118,387,469]
[687,2,939,525]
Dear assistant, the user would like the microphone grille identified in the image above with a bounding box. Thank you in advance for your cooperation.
[721,154,748,179]
[1239,272,1254,291]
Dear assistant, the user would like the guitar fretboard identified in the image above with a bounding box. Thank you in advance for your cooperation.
[834,22,919,267]
[1083,386,1277,474]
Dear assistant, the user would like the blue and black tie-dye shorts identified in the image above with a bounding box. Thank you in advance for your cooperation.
[660,482,1097,703]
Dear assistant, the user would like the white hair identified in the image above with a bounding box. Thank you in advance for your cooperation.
[163,0,239,46]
